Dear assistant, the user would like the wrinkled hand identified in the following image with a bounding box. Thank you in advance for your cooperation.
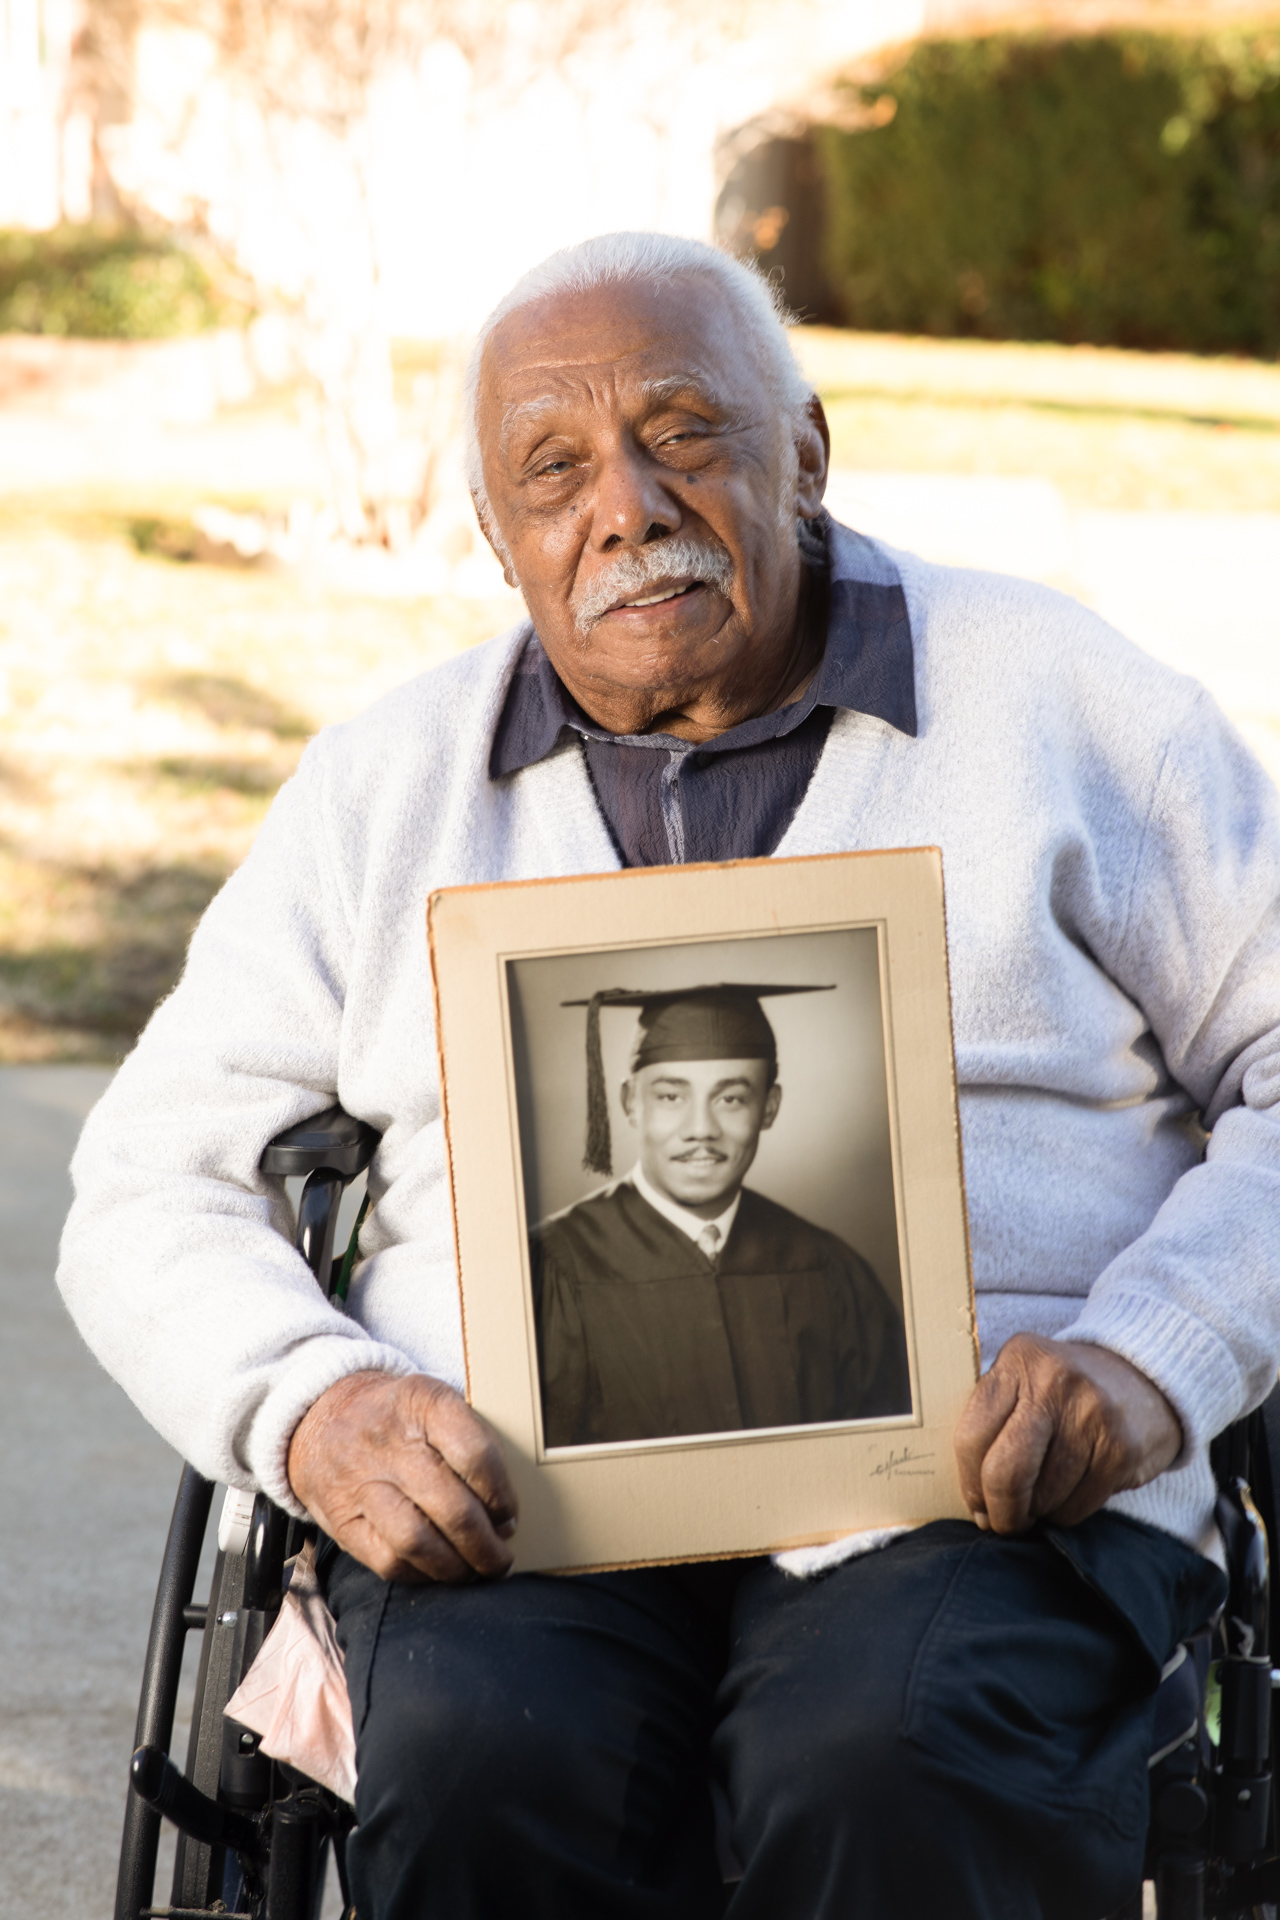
[954,1334,1183,1534]
[288,1371,519,1583]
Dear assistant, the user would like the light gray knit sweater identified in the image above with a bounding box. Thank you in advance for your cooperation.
[58,523,1280,1558]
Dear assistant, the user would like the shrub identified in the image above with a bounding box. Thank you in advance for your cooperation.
[0,227,247,339]
[818,32,1280,355]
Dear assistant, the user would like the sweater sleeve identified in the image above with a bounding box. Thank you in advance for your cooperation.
[1058,686,1280,1462]
[56,733,417,1517]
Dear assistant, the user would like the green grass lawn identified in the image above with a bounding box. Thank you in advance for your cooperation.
[795,327,1280,511]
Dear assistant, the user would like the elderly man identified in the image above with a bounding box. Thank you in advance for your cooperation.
[60,231,1280,1920]
[533,981,909,1445]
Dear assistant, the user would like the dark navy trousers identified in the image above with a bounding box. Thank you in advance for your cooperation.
[321,1514,1225,1920]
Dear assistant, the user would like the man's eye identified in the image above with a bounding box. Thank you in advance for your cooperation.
[536,459,573,476]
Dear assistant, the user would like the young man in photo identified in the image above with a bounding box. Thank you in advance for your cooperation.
[531,981,909,1444]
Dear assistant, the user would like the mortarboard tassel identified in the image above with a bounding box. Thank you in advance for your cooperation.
[583,990,612,1176]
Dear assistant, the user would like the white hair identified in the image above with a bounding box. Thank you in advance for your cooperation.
[463,231,815,550]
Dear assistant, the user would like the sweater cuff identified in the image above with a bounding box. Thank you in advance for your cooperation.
[246,1333,420,1519]
[1056,1286,1244,1468]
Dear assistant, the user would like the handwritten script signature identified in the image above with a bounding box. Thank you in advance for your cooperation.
[870,1445,936,1481]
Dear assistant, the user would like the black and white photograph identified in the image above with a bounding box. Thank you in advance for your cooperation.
[506,928,913,1451]
[431,849,974,1569]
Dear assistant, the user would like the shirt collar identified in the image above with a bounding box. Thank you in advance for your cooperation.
[629,1162,742,1248]
[488,513,917,779]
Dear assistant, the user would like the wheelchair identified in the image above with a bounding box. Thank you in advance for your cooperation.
[115,1105,1280,1920]
[115,1104,377,1920]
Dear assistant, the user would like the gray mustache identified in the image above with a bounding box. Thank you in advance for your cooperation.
[573,537,735,632]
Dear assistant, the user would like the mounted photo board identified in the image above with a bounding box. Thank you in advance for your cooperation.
[428,847,977,1574]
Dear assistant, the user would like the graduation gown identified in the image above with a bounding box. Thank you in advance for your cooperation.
[531,1181,910,1447]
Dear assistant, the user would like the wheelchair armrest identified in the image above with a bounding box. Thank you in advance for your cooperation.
[259,1104,380,1180]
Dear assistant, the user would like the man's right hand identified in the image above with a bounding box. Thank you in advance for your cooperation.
[287,1371,519,1584]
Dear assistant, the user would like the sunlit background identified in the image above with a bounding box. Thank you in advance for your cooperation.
[1,0,1279,1065]
[2,1,1280,1909]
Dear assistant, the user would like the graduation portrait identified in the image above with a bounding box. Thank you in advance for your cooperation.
[505,927,912,1452]
[429,850,978,1572]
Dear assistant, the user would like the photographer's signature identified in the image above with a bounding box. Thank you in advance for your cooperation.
[870,1445,935,1481]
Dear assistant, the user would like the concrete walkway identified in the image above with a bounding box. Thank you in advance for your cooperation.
[0,1065,184,1915]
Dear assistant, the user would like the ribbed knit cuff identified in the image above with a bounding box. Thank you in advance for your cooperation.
[1057,1286,1244,1469]
[246,1333,420,1519]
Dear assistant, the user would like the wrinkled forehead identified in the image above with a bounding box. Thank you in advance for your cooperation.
[478,274,767,450]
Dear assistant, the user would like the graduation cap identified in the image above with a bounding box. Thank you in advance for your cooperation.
[563,982,834,1176]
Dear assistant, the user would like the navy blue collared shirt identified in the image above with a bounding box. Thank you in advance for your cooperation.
[489,519,917,867]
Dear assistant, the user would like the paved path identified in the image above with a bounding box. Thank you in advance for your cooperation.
[0,1065,183,1916]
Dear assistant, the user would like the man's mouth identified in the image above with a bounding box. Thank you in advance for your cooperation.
[608,579,702,614]
[672,1148,727,1164]
[572,535,735,633]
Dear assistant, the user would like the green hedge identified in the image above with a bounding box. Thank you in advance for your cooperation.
[0,228,246,339]
[818,32,1280,355]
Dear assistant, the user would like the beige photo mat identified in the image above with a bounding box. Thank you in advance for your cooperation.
[429,847,978,1574]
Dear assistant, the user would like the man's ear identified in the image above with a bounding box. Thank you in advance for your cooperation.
[793,396,829,520]
[620,1077,637,1126]
[761,1083,782,1130]
[470,489,520,590]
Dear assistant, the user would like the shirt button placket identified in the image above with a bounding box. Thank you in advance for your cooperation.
[659,747,689,864]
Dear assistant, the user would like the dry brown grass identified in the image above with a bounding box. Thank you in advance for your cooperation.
[0,508,515,1058]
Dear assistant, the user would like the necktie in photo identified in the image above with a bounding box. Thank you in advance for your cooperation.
[697,1223,722,1266]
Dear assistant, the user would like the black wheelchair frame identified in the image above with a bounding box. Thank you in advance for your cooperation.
[116,1105,377,1920]
[115,1105,1280,1920]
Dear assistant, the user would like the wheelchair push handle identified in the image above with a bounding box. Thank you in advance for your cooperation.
[259,1104,379,1181]
[261,1102,382,1302]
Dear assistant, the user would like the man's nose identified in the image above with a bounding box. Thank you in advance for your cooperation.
[683,1094,721,1139]
[592,442,683,551]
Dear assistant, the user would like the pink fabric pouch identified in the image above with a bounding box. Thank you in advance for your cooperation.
[224,1543,357,1805]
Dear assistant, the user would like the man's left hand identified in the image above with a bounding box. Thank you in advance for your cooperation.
[954,1333,1183,1533]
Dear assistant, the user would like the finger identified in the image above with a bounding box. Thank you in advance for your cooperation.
[359,1478,479,1583]
[392,1449,518,1577]
[314,1480,470,1584]
[335,1511,432,1585]
[1036,1427,1124,1528]
[1025,1407,1107,1523]
[413,1382,520,1527]
[373,1417,518,1576]
[953,1366,1021,1516]
[978,1397,1058,1534]
[301,1432,514,1579]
